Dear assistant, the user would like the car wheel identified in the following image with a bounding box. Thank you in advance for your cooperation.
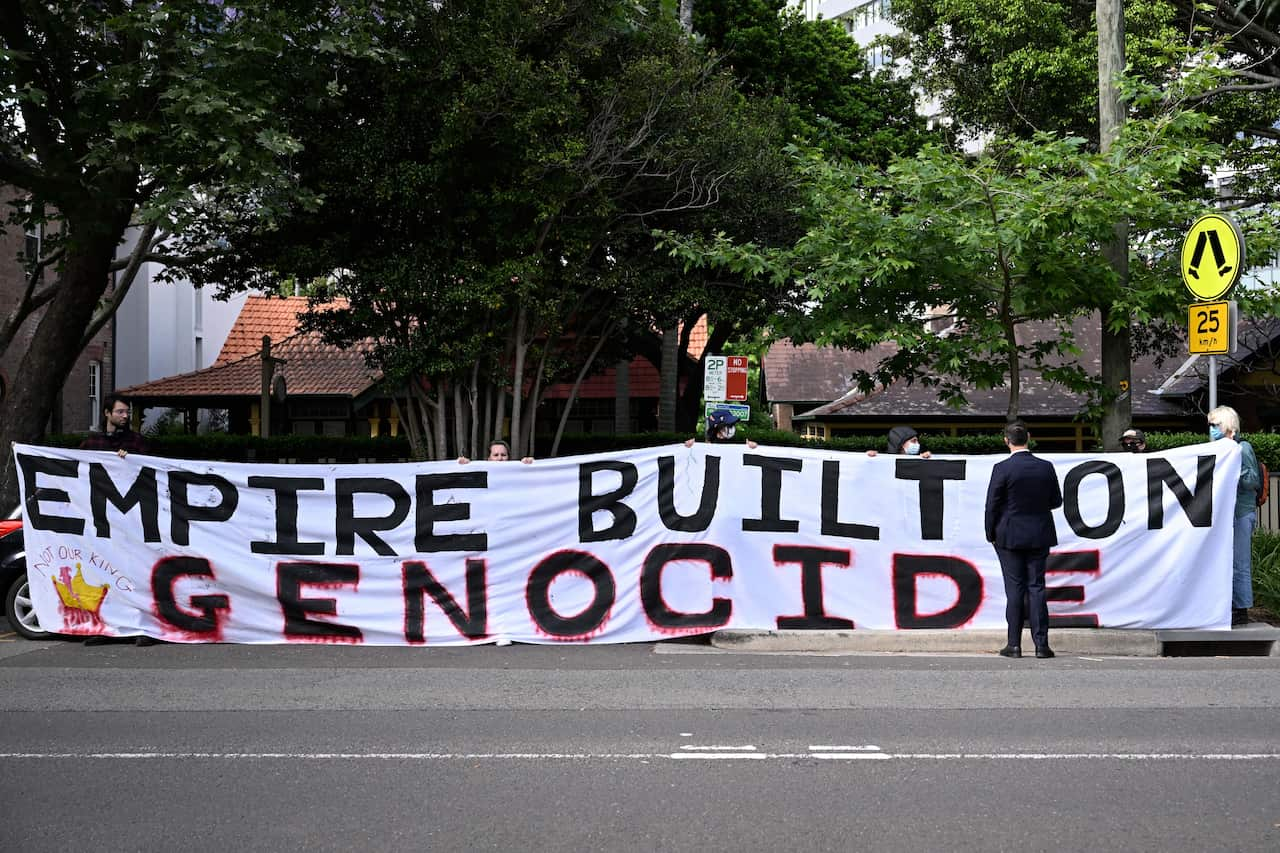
[5,572,51,640]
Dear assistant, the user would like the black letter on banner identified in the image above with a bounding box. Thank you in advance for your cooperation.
[820,460,878,540]
[414,472,488,553]
[743,455,803,533]
[773,544,854,629]
[892,555,982,629]
[1062,461,1123,539]
[249,476,326,555]
[896,459,966,540]
[337,478,411,556]
[169,472,239,546]
[89,464,160,541]
[1146,456,1214,529]
[152,556,229,635]
[18,453,84,534]
[276,562,362,642]
[657,455,718,532]
[526,550,615,637]
[402,559,488,643]
[640,543,733,629]
[1045,550,1100,628]
[578,461,638,542]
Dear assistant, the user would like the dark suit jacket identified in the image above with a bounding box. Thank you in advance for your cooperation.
[984,450,1063,550]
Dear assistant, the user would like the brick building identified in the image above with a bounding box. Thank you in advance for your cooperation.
[0,189,114,434]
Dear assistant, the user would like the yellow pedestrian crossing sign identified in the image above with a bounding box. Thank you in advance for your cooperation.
[1181,212,1244,300]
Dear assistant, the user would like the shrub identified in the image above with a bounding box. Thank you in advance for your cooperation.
[1252,528,1280,617]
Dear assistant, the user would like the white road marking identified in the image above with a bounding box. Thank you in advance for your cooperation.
[675,744,765,759]
[809,745,889,760]
[1,751,1278,762]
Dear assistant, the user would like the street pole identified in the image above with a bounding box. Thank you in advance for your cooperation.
[1098,0,1131,451]
[260,335,272,439]
[1209,354,1217,411]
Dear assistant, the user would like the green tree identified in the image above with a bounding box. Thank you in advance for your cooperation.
[694,0,931,162]
[666,107,1280,421]
[888,0,1280,201]
[0,1,386,509]
[193,0,803,459]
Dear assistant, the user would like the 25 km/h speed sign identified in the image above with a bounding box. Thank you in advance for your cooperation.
[1188,300,1237,355]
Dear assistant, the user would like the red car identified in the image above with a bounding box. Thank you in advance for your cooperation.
[1,509,51,640]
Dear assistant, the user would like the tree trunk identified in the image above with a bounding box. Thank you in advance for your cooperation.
[467,361,480,458]
[658,324,679,432]
[550,321,615,456]
[452,381,466,459]
[614,359,631,435]
[677,319,733,431]
[433,386,448,460]
[509,302,529,457]
[0,214,127,511]
[1003,319,1021,423]
[1098,0,1131,450]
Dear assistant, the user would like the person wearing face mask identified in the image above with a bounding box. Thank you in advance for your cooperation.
[1121,428,1147,453]
[1207,406,1261,627]
[866,425,932,459]
[685,409,758,449]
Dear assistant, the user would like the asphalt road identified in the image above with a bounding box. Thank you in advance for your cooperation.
[1,636,1277,852]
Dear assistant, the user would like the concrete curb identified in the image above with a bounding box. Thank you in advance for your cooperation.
[709,628,1161,657]
[709,624,1280,656]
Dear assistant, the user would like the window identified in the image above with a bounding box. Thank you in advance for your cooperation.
[23,223,42,281]
[88,361,101,430]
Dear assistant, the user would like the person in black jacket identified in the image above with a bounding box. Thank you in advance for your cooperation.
[866,425,931,458]
[79,394,149,458]
[984,422,1063,659]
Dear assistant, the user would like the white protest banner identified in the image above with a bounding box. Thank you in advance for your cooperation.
[12,440,1239,644]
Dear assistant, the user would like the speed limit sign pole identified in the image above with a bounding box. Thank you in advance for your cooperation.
[1181,213,1244,411]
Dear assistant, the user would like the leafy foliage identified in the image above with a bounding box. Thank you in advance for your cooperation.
[0,0,388,509]
[666,101,1274,421]
[694,0,932,162]
[190,0,807,458]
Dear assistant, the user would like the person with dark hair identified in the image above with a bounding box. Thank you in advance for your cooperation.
[1121,428,1147,452]
[984,421,1063,659]
[79,394,149,458]
[867,425,931,458]
[458,439,533,464]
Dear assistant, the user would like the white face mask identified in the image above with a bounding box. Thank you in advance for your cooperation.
[721,425,736,440]
[904,440,921,455]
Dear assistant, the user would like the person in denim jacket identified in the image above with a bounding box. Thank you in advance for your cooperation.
[1207,406,1260,627]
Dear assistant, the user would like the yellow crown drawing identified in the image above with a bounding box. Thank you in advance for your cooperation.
[53,564,109,614]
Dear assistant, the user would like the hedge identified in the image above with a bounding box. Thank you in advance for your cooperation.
[40,428,1269,464]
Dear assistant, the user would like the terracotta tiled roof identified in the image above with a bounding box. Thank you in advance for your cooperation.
[120,330,380,400]
[685,315,709,361]
[215,295,348,365]
[792,316,1192,420]
[122,295,377,401]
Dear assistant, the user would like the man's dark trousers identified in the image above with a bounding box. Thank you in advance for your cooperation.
[995,546,1049,650]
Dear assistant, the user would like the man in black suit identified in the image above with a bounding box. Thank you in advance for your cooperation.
[984,422,1063,659]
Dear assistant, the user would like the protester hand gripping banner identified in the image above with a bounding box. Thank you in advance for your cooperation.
[12,440,1240,644]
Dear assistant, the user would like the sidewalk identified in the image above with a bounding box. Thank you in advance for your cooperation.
[710,622,1280,657]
